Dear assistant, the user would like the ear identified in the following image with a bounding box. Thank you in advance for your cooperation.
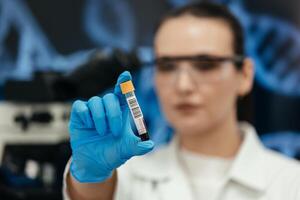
[237,58,255,97]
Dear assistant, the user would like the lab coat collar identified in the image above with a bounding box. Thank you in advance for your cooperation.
[129,130,195,200]
[130,122,267,192]
[228,122,267,192]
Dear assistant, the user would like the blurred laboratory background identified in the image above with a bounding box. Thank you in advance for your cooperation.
[0,0,300,199]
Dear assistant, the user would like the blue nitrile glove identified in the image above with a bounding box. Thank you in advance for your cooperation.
[69,71,155,183]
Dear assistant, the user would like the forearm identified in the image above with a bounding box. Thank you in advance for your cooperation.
[67,170,117,200]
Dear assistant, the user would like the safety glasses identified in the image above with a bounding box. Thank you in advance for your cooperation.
[154,54,245,84]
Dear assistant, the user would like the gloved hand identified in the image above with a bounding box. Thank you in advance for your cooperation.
[69,71,155,183]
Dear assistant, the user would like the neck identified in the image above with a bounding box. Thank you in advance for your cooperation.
[177,113,242,158]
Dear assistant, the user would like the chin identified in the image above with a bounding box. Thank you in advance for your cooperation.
[172,120,213,136]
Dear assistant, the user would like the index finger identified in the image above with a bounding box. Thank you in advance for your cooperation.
[114,71,132,106]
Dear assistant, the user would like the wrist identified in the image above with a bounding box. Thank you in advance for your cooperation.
[70,160,113,183]
[67,170,117,200]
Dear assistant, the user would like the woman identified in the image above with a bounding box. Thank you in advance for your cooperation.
[64,2,300,200]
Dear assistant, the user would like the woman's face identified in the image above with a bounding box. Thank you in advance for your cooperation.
[154,15,253,136]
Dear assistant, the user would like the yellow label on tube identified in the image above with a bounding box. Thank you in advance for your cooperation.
[120,80,135,94]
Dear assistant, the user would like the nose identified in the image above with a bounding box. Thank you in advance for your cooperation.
[175,64,197,95]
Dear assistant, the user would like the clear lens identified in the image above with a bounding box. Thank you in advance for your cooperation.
[155,55,239,84]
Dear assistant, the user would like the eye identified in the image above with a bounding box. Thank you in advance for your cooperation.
[156,61,177,72]
[192,60,220,71]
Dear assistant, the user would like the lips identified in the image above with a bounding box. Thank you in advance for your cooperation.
[175,103,201,112]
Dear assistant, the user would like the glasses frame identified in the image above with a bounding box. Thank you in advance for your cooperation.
[151,54,246,84]
[153,54,245,69]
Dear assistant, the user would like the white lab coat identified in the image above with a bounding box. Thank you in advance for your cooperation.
[63,122,300,200]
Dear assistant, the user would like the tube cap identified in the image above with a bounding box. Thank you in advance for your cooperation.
[120,80,135,94]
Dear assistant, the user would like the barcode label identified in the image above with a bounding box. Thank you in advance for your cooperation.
[132,107,142,118]
[127,97,142,119]
[136,118,147,134]
[126,95,147,135]
[128,98,138,108]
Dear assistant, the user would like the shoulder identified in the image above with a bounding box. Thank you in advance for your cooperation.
[262,148,300,197]
[263,148,300,171]
[240,122,300,179]
[264,148,300,177]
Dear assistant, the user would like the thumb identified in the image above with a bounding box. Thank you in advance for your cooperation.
[134,140,155,156]
[120,135,155,160]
